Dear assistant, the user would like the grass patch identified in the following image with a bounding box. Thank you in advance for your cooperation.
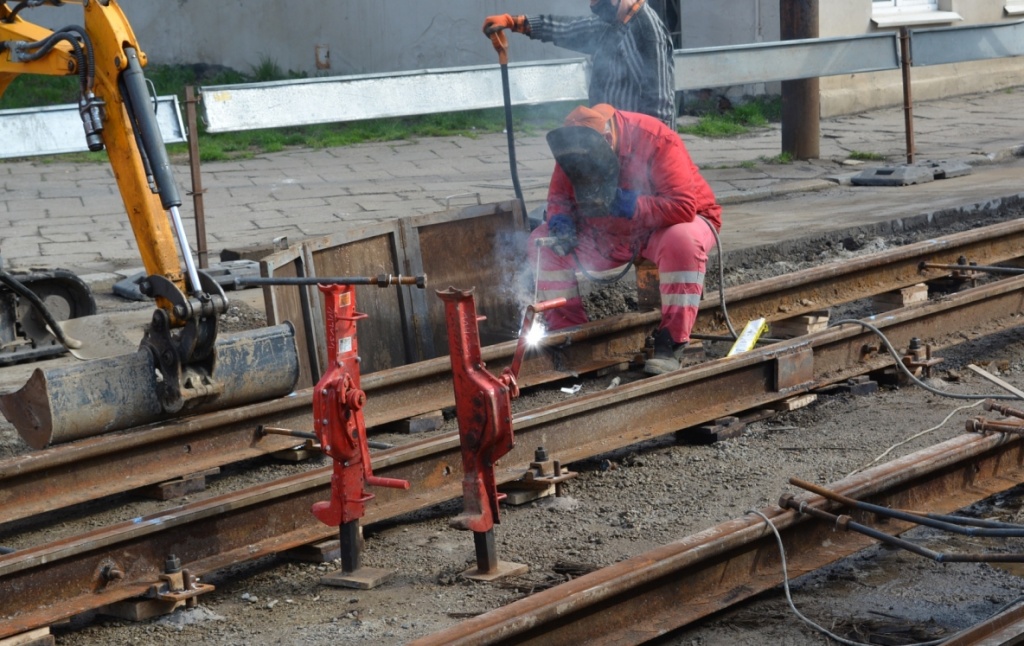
[1,61,574,162]
[759,151,794,164]
[678,96,781,138]
[848,150,885,161]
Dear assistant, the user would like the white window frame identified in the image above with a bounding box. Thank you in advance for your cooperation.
[872,0,938,14]
[872,0,962,27]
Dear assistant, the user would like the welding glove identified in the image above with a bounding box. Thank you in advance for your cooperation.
[547,214,578,257]
[483,14,530,35]
[610,188,639,219]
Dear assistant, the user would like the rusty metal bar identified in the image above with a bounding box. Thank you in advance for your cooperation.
[941,600,1024,646]
[698,217,1024,336]
[901,27,915,164]
[3,274,1024,634]
[3,219,1024,525]
[184,85,208,269]
[778,493,1024,562]
[411,431,1024,646]
[789,477,1024,537]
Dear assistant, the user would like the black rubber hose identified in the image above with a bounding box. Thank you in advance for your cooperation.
[572,247,639,285]
[499,63,527,227]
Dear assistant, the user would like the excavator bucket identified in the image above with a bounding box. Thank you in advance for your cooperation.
[56,309,152,360]
[0,323,299,449]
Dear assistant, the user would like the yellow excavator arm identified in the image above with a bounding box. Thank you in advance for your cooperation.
[1,0,187,300]
[0,1,299,434]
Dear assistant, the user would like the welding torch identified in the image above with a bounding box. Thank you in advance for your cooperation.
[506,298,567,388]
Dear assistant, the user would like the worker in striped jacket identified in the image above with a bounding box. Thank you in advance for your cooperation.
[483,0,676,128]
[528,104,721,375]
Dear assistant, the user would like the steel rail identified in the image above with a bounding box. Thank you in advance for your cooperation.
[410,432,1024,646]
[940,601,1024,645]
[2,272,1024,636]
[3,220,1023,526]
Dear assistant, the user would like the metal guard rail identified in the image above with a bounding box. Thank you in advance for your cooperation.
[1,20,1020,154]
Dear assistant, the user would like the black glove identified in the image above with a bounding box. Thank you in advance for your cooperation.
[547,214,578,257]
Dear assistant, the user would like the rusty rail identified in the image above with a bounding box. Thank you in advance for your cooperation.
[3,272,1024,635]
[4,219,1024,526]
[410,431,1024,645]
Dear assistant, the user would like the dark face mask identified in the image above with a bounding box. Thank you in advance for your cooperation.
[591,0,619,22]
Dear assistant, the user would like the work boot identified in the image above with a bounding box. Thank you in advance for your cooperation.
[644,328,688,376]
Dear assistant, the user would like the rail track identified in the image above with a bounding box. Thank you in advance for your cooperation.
[3,218,1024,640]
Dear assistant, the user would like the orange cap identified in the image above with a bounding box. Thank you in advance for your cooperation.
[564,104,617,150]
[564,104,616,130]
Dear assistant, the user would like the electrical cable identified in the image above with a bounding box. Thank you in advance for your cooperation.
[829,318,1020,401]
[700,214,738,339]
[745,509,950,646]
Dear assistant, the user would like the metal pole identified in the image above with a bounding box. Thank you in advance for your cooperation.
[474,529,498,574]
[780,0,820,160]
[900,27,915,164]
[340,520,361,574]
[184,86,209,269]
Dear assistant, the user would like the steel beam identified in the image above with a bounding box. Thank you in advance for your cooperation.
[0,97,185,159]
[911,20,1024,67]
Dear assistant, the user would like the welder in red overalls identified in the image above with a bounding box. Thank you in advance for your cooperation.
[528,104,722,375]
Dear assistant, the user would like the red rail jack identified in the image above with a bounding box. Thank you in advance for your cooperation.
[438,287,565,581]
[312,282,411,589]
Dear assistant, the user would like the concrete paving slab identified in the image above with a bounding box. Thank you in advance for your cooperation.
[0,86,1021,280]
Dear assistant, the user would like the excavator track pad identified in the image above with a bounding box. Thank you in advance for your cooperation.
[0,269,96,366]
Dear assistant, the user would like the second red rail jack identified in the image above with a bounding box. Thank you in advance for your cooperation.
[439,287,565,581]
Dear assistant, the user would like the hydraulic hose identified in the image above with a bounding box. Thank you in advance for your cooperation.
[0,269,81,350]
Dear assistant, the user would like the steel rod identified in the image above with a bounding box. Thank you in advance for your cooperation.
[790,477,1024,537]
[781,495,1024,563]
[921,262,1024,276]
[236,274,426,288]
[900,26,915,164]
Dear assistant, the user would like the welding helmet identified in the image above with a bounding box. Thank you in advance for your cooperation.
[546,125,620,218]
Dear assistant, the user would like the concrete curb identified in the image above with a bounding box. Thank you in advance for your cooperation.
[717,178,836,205]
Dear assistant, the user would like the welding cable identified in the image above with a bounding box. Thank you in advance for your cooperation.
[746,509,948,646]
[750,508,1024,645]
[700,214,739,339]
[570,246,637,285]
[830,318,1020,401]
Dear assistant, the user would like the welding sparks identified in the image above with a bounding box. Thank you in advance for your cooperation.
[525,321,547,346]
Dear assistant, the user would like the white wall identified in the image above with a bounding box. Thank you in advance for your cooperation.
[20,0,1024,116]
[25,1,589,76]
[818,0,1024,116]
